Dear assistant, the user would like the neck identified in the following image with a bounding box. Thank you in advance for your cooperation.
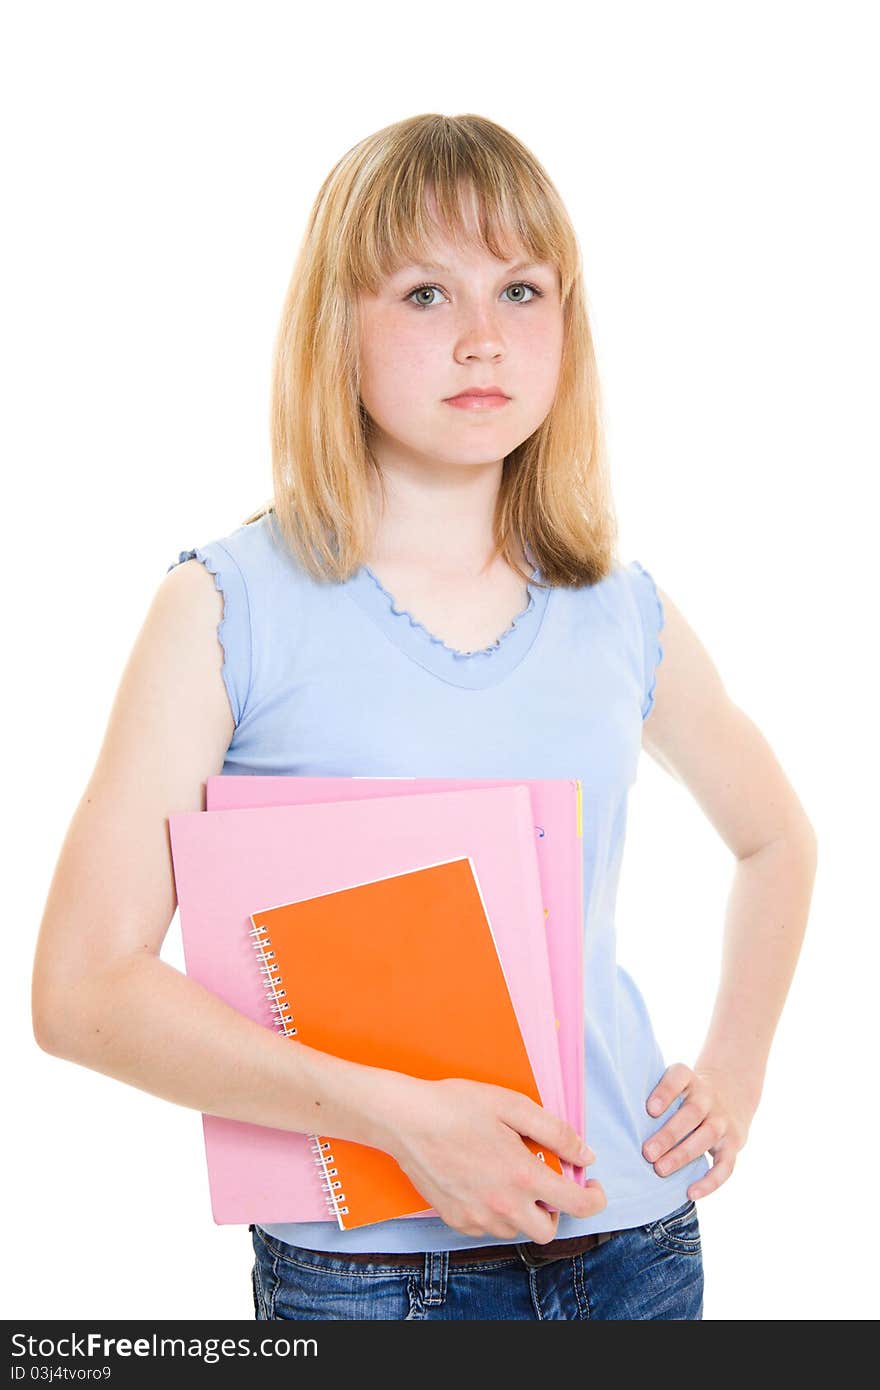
[364,445,525,577]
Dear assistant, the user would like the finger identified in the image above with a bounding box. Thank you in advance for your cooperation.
[646,1062,694,1116]
[534,1160,606,1220]
[534,1201,561,1230]
[647,1119,719,1177]
[688,1152,734,1199]
[501,1093,593,1167]
[643,1100,709,1164]
[523,1203,561,1246]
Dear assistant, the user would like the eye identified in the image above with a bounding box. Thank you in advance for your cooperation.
[501,282,543,304]
[403,281,544,310]
[405,283,448,308]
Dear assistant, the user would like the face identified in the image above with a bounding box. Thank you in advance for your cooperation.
[355,222,564,475]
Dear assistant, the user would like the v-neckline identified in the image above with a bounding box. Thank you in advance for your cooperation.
[341,550,552,690]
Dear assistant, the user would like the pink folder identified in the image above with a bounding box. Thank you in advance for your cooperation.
[208,775,585,1149]
[169,783,576,1225]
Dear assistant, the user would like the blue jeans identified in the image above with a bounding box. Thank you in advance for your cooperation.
[250,1197,703,1320]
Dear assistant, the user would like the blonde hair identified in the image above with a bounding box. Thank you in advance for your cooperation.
[244,112,619,588]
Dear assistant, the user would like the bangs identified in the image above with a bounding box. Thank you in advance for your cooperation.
[339,117,575,298]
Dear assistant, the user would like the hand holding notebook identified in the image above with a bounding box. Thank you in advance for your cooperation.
[170,783,581,1227]
[368,1073,598,1244]
[249,852,566,1229]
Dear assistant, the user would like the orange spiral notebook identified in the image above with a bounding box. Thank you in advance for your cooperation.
[248,854,563,1231]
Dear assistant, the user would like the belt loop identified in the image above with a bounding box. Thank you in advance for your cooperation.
[422,1249,448,1305]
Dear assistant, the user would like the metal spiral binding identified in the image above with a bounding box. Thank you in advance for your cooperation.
[248,919,348,1220]
[308,1135,349,1219]
[248,922,298,1037]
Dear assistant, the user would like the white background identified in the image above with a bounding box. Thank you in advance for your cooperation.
[4,0,876,1321]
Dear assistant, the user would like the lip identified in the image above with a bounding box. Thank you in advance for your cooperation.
[443,387,511,411]
[445,386,510,399]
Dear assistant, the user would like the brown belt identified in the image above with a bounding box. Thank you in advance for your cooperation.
[299,1230,623,1271]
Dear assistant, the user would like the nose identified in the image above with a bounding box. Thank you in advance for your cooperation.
[453,308,505,363]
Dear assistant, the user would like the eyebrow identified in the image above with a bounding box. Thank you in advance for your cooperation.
[397,260,549,277]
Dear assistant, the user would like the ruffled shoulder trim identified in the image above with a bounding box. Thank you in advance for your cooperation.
[166,542,252,729]
[627,560,666,720]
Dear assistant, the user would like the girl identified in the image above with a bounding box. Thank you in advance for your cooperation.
[32,113,817,1321]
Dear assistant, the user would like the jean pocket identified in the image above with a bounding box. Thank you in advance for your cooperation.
[251,1259,268,1319]
[643,1198,702,1256]
[250,1226,419,1320]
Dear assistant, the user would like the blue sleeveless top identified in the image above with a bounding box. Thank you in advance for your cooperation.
[168,511,709,1251]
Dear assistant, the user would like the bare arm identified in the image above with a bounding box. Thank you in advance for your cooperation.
[30,557,406,1148]
[31,556,599,1241]
[643,584,819,1110]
